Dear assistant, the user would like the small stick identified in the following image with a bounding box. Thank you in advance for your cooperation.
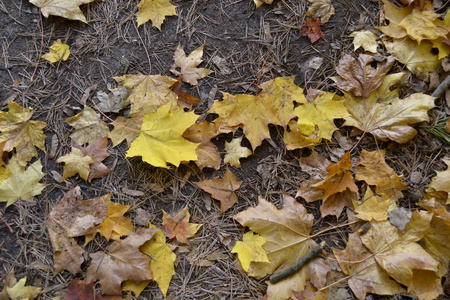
[270,241,325,284]
[432,75,450,98]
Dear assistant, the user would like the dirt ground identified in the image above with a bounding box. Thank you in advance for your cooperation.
[0,0,448,299]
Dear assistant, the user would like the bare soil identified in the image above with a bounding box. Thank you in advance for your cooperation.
[0,0,448,299]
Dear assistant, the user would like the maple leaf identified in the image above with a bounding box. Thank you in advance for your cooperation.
[183,121,221,170]
[96,86,130,113]
[224,136,252,168]
[349,30,379,53]
[108,115,143,147]
[57,147,94,181]
[311,152,358,217]
[301,18,324,43]
[77,137,110,182]
[356,149,407,204]
[126,103,199,168]
[170,75,201,109]
[333,54,395,99]
[141,225,176,298]
[65,279,95,300]
[30,0,95,23]
[46,187,109,274]
[170,44,211,86]
[0,101,47,166]
[305,0,335,23]
[86,228,157,295]
[0,156,46,207]
[423,208,450,277]
[231,231,269,272]
[354,189,390,221]
[333,233,405,300]
[284,90,349,150]
[5,276,41,300]
[426,158,450,204]
[253,0,273,9]
[42,39,70,63]
[233,194,329,299]
[384,39,441,78]
[343,72,435,143]
[135,0,177,29]
[65,106,109,145]
[100,202,134,241]
[114,73,178,116]
[296,150,330,203]
[162,206,202,243]
[210,77,304,149]
[194,167,242,213]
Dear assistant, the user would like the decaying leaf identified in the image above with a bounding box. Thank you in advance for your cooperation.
[65,106,109,145]
[231,231,269,272]
[100,202,134,241]
[42,39,70,63]
[0,101,47,166]
[301,18,324,43]
[333,54,395,99]
[30,0,95,23]
[195,167,242,213]
[0,156,46,207]
[126,103,199,168]
[426,158,450,204]
[170,75,201,109]
[86,228,157,295]
[183,121,221,170]
[234,194,329,299]
[46,187,109,274]
[77,137,110,182]
[343,73,435,143]
[57,147,94,181]
[64,279,95,300]
[95,86,130,113]
[141,225,176,298]
[224,136,252,168]
[296,150,330,203]
[162,206,202,243]
[136,0,177,29]
[170,44,211,86]
[349,30,378,53]
[305,0,335,23]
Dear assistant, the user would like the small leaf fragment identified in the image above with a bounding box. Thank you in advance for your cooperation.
[224,137,252,168]
[42,39,70,63]
[6,277,41,300]
[170,44,211,86]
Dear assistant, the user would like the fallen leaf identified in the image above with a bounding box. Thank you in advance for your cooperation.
[77,137,110,182]
[46,187,109,274]
[349,30,378,53]
[389,206,412,231]
[296,150,330,202]
[333,54,395,99]
[6,276,41,300]
[354,189,390,221]
[100,202,134,241]
[305,0,335,23]
[114,73,178,115]
[42,39,70,63]
[57,147,94,181]
[86,228,157,295]
[231,231,269,272]
[126,103,199,168]
[343,72,435,143]
[253,0,273,9]
[170,75,201,109]
[301,18,324,43]
[135,0,177,29]
[195,167,242,213]
[0,101,47,166]
[170,44,211,86]
[377,0,410,39]
[426,158,450,204]
[183,121,221,170]
[0,156,45,207]
[64,279,95,300]
[162,206,202,243]
[141,227,176,298]
[95,86,130,113]
[312,152,358,217]
[224,136,252,168]
[65,106,109,145]
[333,233,405,300]
[108,115,143,147]
[30,0,95,23]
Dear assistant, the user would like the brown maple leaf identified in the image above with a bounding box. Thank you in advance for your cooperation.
[194,167,242,213]
[162,206,202,243]
[75,137,110,183]
[170,75,201,109]
[301,18,324,43]
[183,121,221,170]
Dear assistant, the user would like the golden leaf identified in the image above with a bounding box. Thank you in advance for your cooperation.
[427,158,450,204]
[224,136,252,168]
[65,107,109,145]
[349,30,378,53]
[57,148,94,181]
[170,44,211,86]
[100,202,134,241]
[136,0,177,29]
[231,231,269,272]
[42,39,70,63]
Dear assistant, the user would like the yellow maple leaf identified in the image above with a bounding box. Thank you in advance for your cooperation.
[65,106,109,145]
[231,231,269,272]
[127,103,199,168]
[162,206,202,243]
[42,39,70,63]
[353,189,390,222]
[427,158,450,204]
[170,44,211,86]
[141,227,176,298]
[0,156,46,207]
[6,276,41,300]
[224,136,252,168]
[384,39,441,78]
[136,0,177,29]
[108,115,143,147]
[349,30,378,53]
[284,90,349,150]
[0,101,47,166]
[100,202,134,241]
[114,73,178,115]
[56,147,94,181]
[343,73,435,143]
[377,0,410,39]
[30,0,94,23]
